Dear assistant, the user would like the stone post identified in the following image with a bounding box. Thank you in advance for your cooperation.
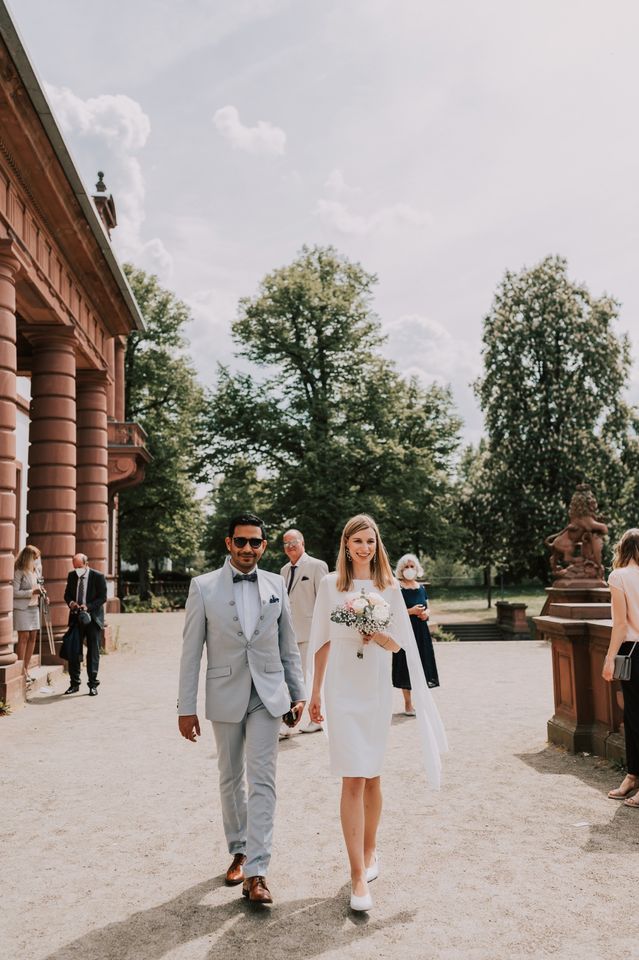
[27,331,76,636]
[76,370,108,574]
[0,242,18,690]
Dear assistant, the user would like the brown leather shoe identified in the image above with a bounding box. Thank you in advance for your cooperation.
[225,853,246,886]
[242,875,273,905]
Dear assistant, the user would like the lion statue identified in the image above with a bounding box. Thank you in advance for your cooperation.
[544,484,608,581]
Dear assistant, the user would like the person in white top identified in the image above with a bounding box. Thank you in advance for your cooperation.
[309,514,447,914]
[602,528,639,806]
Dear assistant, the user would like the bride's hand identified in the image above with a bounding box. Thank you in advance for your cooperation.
[309,693,324,724]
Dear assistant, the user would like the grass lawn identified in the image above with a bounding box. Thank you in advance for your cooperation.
[427,585,546,623]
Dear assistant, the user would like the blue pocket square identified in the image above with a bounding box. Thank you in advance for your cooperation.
[269,595,279,604]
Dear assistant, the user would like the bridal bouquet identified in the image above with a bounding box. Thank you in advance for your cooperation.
[330,588,392,658]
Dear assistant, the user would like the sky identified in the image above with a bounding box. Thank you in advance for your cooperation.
[9,0,639,444]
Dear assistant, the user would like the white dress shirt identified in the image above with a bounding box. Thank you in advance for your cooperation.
[230,560,261,639]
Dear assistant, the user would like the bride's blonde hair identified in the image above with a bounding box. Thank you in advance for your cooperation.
[336,514,395,592]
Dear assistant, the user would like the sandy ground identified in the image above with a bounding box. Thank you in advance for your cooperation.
[2,613,637,960]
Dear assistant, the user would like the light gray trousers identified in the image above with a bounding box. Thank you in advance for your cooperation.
[211,683,281,877]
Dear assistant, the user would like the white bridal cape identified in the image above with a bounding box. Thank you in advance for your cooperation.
[309,574,448,788]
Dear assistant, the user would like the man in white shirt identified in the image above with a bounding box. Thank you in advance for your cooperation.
[280,529,328,735]
[177,514,305,906]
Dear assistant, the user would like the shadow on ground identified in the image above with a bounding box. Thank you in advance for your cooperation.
[518,744,639,854]
[44,877,416,960]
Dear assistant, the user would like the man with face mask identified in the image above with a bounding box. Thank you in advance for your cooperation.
[177,513,306,907]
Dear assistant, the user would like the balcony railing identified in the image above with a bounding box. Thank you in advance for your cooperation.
[107,420,149,448]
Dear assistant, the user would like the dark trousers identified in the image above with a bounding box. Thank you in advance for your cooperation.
[68,621,101,688]
[621,641,639,774]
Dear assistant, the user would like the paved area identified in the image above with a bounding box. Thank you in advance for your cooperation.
[1,613,636,960]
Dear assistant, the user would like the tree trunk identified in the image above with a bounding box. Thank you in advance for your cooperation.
[138,553,151,600]
[484,564,492,609]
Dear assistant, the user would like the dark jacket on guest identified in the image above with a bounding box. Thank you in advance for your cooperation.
[64,569,107,627]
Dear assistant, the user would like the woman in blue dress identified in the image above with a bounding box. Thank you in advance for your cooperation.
[393,554,439,714]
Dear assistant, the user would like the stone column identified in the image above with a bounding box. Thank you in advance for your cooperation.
[105,337,115,419]
[114,336,126,421]
[0,242,18,680]
[27,331,76,634]
[76,370,108,574]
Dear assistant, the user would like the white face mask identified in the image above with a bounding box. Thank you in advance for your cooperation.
[402,566,417,580]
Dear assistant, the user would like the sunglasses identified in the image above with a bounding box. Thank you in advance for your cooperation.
[232,537,264,548]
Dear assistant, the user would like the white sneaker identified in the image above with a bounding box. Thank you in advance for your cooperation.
[279,723,293,740]
[404,708,416,717]
[365,852,379,883]
[350,884,373,912]
[301,720,323,734]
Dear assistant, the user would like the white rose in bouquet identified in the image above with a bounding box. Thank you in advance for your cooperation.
[367,592,385,606]
[351,597,368,614]
[372,604,389,622]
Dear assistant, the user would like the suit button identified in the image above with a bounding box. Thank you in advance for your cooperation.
[237,631,243,637]
[233,616,238,621]
[229,601,236,606]
[260,615,264,620]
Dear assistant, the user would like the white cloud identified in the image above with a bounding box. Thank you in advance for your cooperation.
[213,105,286,156]
[316,198,430,236]
[385,312,481,389]
[324,167,361,197]
[45,84,173,278]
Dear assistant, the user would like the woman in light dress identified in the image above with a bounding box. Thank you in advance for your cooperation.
[13,545,43,684]
[309,515,447,912]
[603,528,639,805]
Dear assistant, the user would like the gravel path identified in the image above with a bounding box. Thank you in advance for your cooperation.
[1,613,635,960]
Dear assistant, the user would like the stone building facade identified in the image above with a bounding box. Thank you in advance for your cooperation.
[0,5,149,707]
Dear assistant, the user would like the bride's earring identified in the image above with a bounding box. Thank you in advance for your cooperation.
[346,548,352,561]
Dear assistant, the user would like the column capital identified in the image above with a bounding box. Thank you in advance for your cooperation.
[77,368,109,388]
[0,238,24,276]
[25,326,77,352]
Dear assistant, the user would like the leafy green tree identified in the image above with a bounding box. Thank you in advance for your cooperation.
[472,254,634,580]
[119,265,204,596]
[197,246,461,566]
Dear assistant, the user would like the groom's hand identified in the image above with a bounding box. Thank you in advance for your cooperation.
[178,715,200,742]
[291,701,306,727]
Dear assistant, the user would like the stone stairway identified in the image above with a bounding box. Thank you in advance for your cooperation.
[440,622,505,642]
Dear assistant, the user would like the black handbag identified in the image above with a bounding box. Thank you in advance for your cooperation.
[613,641,638,681]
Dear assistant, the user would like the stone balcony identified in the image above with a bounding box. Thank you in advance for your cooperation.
[107,420,151,493]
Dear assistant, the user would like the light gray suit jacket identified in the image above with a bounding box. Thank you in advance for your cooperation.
[280,554,329,646]
[178,561,306,723]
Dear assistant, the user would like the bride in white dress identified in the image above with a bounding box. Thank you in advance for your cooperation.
[309,514,447,913]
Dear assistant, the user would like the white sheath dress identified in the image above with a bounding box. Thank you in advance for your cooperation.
[309,574,448,785]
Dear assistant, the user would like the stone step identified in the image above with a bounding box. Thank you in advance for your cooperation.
[25,663,66,697]
[548,602,611,620]
[442,622,504,642]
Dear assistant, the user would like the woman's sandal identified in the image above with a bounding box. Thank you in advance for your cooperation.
[608,777,639,799]
[624,795,639,808]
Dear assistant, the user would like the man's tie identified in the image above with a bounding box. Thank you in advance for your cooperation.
[232,572,258,583]
[287,565,297,594]
[77,574,85,606]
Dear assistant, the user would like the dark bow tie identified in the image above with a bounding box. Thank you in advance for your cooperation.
[232,572,257,583]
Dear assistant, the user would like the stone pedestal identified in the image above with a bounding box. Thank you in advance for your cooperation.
[0,244,18,707]
[535,604,623,762]
[27,331,76,644]
[495,601,530,640]
[540,581,609,616]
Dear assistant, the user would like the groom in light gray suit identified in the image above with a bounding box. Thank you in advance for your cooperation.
[178,513,306,906]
